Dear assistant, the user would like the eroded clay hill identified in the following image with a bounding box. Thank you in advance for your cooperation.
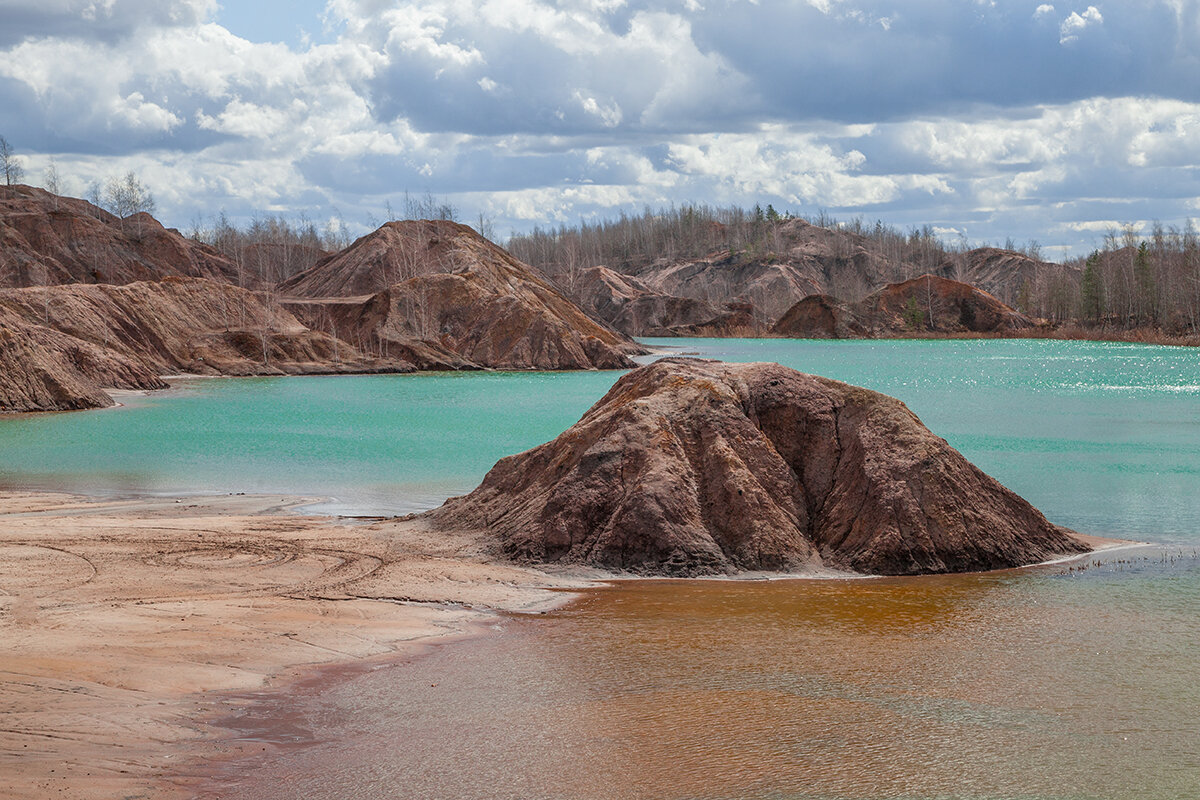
[942,247,1078,311]
[0,278,404,413]
[432,358,1088,576]
[774,275,1033,338]
[280,220,641,370]
[569,266,724,337]
[0,185,241,288]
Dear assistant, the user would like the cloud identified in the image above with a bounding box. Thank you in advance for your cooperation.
[0,0,216,45]
[2,0,1199,258]
[1060,5,1103,44]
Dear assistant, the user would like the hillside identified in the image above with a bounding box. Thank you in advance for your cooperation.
[280,220,642,370]
[773,275,1034,338]
[0,278,406,412]
[0,185,243,288]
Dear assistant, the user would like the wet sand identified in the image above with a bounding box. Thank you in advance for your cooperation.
[0,490,1121,799]
[0,491,589,799]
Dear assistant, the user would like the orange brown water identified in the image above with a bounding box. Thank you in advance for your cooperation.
[201,548,1200,800]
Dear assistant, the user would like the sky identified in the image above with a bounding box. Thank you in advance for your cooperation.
[1,0,1198,259]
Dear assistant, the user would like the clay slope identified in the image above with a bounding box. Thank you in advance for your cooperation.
[0,321,163,413]
[941,248,1077,309]
[432,359,1088,577]
[856,275,1034,334]
[771,295,868,338]
[0,278,407,413]
[616,218,901,322]
[775,276,1032,338]
[281,220,642,370]
[0,185,241,288]
[571,265,723,336]
[665,302,761,337]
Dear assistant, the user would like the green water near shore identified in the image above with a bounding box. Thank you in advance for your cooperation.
[1,338,1197,540]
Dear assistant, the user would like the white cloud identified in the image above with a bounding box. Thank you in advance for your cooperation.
[3,0,1200,259]
[1060,5,1103,44]
[574,91,623,127]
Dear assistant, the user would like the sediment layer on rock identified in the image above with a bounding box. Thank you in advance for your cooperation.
[432,358,1089,576]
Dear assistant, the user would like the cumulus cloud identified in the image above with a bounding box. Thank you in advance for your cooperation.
[1060,5,1103,44]
[2,0,1199,257]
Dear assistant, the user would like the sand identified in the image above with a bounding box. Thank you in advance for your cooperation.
[0,491,589,800]
[0,491,1118,799]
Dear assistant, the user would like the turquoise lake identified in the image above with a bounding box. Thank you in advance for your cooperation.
[5,337,1200,799]
[2,338,1198,542]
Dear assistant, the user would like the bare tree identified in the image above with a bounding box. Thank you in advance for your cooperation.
[42,159,62,210]
[0,135,23,188]
[102,171,156,238]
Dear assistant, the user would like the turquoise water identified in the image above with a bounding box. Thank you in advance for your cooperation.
[1,338,1197,542]
[6,337,1198,800]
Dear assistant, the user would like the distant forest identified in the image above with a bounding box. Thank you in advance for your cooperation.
[505,204,1200,335]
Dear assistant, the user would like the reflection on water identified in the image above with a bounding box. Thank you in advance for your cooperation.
[207,548,1200,800]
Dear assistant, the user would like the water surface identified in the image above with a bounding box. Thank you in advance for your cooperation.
[206,552,1200,800]
[4,338,1199,799]
[1,338,1197,538]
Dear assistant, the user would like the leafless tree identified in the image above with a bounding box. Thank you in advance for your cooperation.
[42,159,61,210]
[102,171,156,238]
[0,135,23,188]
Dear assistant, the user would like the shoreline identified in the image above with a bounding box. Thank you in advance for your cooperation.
[0,489,588,800]
[0,489,1147,799]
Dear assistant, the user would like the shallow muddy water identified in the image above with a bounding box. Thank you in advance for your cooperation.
[204,549,1200,800]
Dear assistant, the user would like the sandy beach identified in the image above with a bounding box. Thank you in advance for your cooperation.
[0,487,1129,799]
[0,491,589,799]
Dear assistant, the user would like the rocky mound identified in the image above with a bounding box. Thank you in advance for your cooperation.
[857,274,1034,334]
[770,294,867,338]
[280,221,641,370]
[0,185,241,288]
[431,359,1088,576]
[570,266,722,337]
[665,302,761,337]
[774,276,1033,339]
[0,321,164,413]
[626,252,822,324]
[0,278,409,413]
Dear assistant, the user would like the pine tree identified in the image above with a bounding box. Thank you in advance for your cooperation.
[1080,250,1104,322]
[1134,241,1156,324]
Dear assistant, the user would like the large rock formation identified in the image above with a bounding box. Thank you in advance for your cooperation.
[280,220,642,370]
[0,278,408,413]
[432,359,1088,576]
[0,185,241,288]
[774,275,1033,338]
